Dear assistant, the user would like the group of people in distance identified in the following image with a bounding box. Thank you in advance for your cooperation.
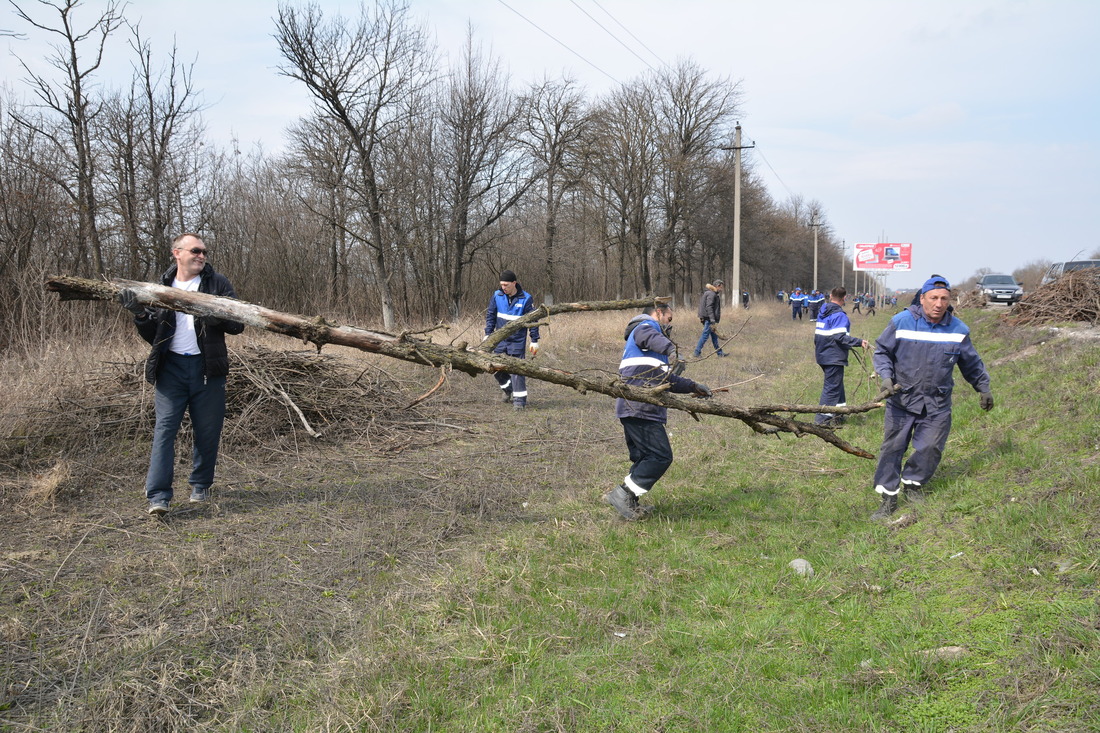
[118,246,993,525]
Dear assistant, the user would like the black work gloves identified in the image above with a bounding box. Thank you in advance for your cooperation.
[979,391,994,411]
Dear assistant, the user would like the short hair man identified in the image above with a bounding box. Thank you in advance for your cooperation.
[118,233,244,517]
[605,304,711,520]
[485,270,540,409]
[813,287,869,426]
[693,279,726,357]
[869,276,994,519]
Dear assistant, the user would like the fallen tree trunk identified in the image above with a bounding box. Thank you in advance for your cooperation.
[46,275,881,458]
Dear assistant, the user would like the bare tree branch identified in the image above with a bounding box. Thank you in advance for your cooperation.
[46,275,881,458]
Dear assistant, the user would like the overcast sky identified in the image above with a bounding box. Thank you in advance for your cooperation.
[4,0,1098,290]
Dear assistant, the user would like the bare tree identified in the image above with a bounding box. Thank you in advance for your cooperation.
[590,79,660,295]
[275,0,432,330]
[652,59,741,297]
[521,75,590,303]
[9,0,125,276]
[436,29,536,318]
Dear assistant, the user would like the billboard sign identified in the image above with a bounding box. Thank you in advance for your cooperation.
[853,242,912,271]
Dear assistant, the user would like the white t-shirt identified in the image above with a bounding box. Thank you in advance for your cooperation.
[169,276,201,355]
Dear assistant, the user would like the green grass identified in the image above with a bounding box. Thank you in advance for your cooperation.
[2,306,1099,731]
[279,308,1099,731]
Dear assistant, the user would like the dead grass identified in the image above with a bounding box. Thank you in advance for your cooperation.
[0,300,892,729]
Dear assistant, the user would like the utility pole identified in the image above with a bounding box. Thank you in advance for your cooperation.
[810,216,821,292]
[721,124,753,309]
[841,239,846,289]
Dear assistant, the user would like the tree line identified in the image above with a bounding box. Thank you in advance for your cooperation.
[0,0,851,349]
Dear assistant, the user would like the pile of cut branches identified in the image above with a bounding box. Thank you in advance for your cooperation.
[1,346,438,469]
[1008,268,1100,326]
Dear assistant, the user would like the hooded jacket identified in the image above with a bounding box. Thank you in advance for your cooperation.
[134,262,244,384]
[872,304,990,415]
[615,314,700,423]
[814,302,864,366]
[697,284,722,323]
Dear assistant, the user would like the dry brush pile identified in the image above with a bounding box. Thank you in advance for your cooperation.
[0,345,438,482]
[1009,268,1100,326]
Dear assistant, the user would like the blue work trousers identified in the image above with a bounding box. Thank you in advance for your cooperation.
[872,401,952,495]
[791,304,803,320]
[145,353,227,503]
[694,320,722,356]
[620,417,673,496]
[493,342,527,405]
[815,364,846,424]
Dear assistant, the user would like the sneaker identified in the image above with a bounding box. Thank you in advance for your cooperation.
[603,484,641,521]
[189,488,209,503]
[716,351,728,357]
[870,494,898,521]
[147,501,169,518]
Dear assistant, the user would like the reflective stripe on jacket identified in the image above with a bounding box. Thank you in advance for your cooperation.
[872,305,991,415]
[485,287,540,346]
[615,314,698,423]
[814,302,864,366]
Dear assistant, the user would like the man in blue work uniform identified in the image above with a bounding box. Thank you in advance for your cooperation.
[605,303,711,520]
[807,289,826,319]
[485,270,540,410]
[869,276,994,520]
[814,287,869,425]
[790,288,806,320]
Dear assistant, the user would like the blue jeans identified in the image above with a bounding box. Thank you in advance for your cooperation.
[145,353,227,503]
[694,320,721,356]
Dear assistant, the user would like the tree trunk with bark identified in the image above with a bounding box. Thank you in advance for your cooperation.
[46,275,883,458]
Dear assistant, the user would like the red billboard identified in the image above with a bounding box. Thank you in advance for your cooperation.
[853,242,912,271]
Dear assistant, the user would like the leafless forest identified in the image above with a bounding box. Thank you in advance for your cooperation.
[0,0,855,350]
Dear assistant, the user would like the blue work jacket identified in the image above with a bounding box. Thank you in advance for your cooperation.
[872,305,991,415]
[814,302,864,366]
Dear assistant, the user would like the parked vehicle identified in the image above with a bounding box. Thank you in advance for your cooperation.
[1040,259,1100,286]
[975,274,1023,304]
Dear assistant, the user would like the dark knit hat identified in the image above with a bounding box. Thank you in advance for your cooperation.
[499,270,517,282]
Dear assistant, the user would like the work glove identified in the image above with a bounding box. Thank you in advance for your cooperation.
[528,341,539,356]
[118,288,148,317]
[979,391,994,411]
[671,359,687,376]
[693,383,712,399]
[880,375,895,393]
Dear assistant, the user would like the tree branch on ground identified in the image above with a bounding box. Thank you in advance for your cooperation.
[46,275,882,458]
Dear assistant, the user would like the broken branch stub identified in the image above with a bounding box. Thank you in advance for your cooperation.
[46,276,879,458]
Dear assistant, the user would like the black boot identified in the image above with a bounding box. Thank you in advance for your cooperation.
[870,494,898,520]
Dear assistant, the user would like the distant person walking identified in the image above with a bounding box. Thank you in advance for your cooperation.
[807,289,826,319]
[693,279,727,357]
[741,290,750,309]
[605,304,711,520]
[118,233,244,517]
[485,270,540,410]
[813,287,869,425]
[869,276,994,520]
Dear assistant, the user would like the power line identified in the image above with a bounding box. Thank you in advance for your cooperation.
[748,138,796,202]
[568,0,655,71]
[495,0,620,85]
[589,0,666,68]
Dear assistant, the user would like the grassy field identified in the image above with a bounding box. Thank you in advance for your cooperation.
[1,301,1098,731]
